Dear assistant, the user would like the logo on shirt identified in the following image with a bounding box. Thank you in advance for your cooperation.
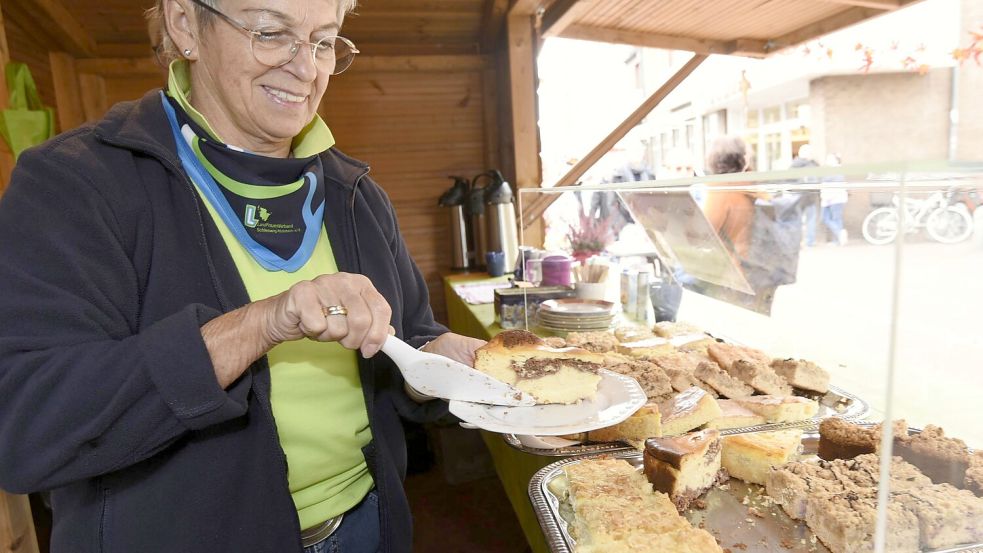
[244,204,272,228]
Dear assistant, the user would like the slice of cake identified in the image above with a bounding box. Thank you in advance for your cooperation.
[725,359,793,396]
[805,491,921,553]
[602,355,673,400]
[587,402,662,445]
[615,336,674,358]
[894,425,971,487]
[675,337,718,356]
[693,361,754,399]
[473,330,604,404]
[659,387,723,436]
[541,336,567,348]
[652,321,705,338]
[564,330,619,353]
[704,400,766,430]
[770,358,831,394]
[649,352,719,397]
[720,429,802,485]
[966,451,983,496]
[707,342,773,371]
[549,458,723,552]
[765,460,854,520]
[818,418,908,461]
[893,483,983,549]
[644,429,726,510]
[614,325,655,343]
[730,395,818,423]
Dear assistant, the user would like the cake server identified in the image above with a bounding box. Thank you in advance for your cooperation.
[381,335,537,407]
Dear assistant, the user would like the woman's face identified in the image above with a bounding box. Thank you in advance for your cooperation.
[191,0,341,152]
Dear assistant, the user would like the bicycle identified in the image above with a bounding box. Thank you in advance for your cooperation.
[861,189,974,245]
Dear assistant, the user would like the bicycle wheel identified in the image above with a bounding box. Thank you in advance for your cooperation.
[862,207,899,245]
[926,206,973,244]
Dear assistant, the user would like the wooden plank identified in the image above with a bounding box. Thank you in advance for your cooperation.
[78,73,108,123]
[75,57,163,78]
[49,52,86,132]
[541,0,594,38]
[355,42,480,56]
[482,66,501,169]
[346,55,490,73]
[767,4,915,52]
[480,0,509,51]
[95,42,158,59]
[506,13,539,189]
[6,0,95,56]
[818,0,900,9]
[558,23,766,56]
[521,54,708,228]
[0,491,40,553]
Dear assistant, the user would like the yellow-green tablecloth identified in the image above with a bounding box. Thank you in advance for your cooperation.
[443,273,558,553]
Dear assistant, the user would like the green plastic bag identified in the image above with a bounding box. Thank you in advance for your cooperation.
[0,63,56,159]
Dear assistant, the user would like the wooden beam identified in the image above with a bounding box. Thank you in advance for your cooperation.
[767,5,907,52]
[521,54,709,228]
[0,491,40,553]
[78,73,108,123]
[49,52,86,132]
[346,55,491,73]
[509,0,544,16]
[95,42,158,59]
[558,24,767,57]
[507,13,539,189]
[7,0,95,56]
[480,0,509,52]
[541,0,594,39]
[818,0,901,9]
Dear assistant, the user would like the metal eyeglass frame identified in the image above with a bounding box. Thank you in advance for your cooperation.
[188,0,359,74]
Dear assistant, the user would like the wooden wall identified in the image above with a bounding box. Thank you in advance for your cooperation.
[321,55,499,323]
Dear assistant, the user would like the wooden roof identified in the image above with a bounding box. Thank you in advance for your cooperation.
[2,0,921,61]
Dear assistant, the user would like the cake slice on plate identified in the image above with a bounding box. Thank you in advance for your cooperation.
[892,483,983,549]
[805,491,921,553]
[704,400,766,430]
[693,362,754,399]
[615,336,674,358]
[644,429,726,511]
[729,395,818,423]
[893,424,972,488]
[564,330,619,353]
[720,429,803,485]
[473,330,604,404]
[725,359,793,396]
[603,355,673,400]
[659,387,722,436]
[818,418,908,461]
[652,321,705,338]
[966,451,983,496]
[587,402,662,445]
[770,358,830,394]
[707,342,773,371]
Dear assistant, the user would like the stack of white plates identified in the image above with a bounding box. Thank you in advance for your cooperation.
[536,299,616,334]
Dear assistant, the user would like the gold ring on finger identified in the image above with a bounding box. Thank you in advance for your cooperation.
[322,305,348,317]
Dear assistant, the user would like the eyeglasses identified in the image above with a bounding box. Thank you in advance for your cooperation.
[189,0,359,75]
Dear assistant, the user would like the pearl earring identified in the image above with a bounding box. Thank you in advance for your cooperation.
[183,48,192,57]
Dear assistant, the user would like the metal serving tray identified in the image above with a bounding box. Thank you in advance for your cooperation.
[529,428,983,553]
[504,384,869,456]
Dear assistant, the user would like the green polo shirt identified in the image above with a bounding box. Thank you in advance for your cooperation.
[168,61,374,530]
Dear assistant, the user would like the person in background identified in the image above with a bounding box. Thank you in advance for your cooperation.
[700,136,805,314]
[590,138,652,239]
[792,143,820,247]
[820,153,849,246]
[0,1,481,552]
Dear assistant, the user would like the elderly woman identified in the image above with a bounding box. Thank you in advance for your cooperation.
[0,1,482,552]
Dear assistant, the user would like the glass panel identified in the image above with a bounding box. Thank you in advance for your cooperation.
[746,109,759,129]
[763,105,782,125]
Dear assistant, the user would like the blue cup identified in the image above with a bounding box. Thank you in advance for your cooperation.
[486,251,506,277]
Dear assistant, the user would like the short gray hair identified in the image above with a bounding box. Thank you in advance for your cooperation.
[147,0,359,65]
[706,135,750,175]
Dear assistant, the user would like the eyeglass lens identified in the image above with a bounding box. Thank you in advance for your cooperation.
[251,34,356,75]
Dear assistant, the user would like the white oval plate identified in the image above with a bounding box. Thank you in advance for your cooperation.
[448,370,646,436]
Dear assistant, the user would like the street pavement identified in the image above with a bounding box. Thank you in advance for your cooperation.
[678,238,983,446]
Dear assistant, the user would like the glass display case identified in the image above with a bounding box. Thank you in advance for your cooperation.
[512,160,983,553]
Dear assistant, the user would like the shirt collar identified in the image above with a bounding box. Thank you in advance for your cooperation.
[166,59,335,157]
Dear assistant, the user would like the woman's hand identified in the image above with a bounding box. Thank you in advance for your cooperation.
[201,273,393,389]
[420,333,486,367]
[262,273,393,358]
